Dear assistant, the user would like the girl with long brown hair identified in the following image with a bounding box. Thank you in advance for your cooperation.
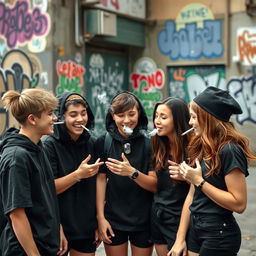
[168,86,256,256]
[150,97,190,256]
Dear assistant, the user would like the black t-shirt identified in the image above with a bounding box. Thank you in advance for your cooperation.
[190,143,249,215]
[96,133,153,232]
[43,133,97,240]
[153,168,189,216]
[0,134,60,255]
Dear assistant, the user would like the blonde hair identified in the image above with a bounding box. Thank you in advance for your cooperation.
[2,88,57,124]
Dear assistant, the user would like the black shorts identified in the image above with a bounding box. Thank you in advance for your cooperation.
[151,207,180,250]
[64,238,96,254]
[105,228,153,248]
[187,214,241,256]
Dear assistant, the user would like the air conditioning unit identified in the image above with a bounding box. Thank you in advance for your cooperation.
[85,10,117,36]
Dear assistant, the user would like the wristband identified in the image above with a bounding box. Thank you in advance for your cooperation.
[197,179,205,189]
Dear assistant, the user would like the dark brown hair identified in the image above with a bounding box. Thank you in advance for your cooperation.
[151,97,191,172]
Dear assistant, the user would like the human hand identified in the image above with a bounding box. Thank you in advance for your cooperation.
[105,153,134,177]
[168,160,186,181]
[179,158,203,186]
[167,239,187,256]
[76,155,104,179]
[94,229,102,248]
[57,225,68,255]
[98,218,115,244]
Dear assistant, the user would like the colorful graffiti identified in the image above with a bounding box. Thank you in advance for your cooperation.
[131,57,164,118]
[168,65,226,102]
[158,3,224,61]
[55,60,86,95]
[168,66,256,124]
[236,28,256,65]
[158,20,223,61]
[227,77,256,124]
[0,0,50,49]
[0,49,39,135]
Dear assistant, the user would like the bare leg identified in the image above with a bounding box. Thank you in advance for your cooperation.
[104,242,128,256]
[130,244,153,256]
[70,248,95,256]
[154,244,168,256]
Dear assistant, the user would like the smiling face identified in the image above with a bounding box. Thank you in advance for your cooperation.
[63,103,88,141]
[154,104,174,139]
[112,106,139,137]
[34,108,57,136]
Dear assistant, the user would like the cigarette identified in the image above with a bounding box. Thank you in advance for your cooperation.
[148,128,158,137]
[181,127,194,136]
[54,121,64,125]
[81,125,90,132]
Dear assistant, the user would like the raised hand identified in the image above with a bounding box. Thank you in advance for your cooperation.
[75,155,104,180]
[105,153,135,177]
[168,160,185,181]
[179,158,203,186]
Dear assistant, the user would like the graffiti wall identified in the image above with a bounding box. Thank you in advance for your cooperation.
[130,57,164,122]
[85,51,128,136]
[169,65,256,125]
[56,60,86,95]
[169,65,226,102]
[0,49,40,135]
[0,0,51,137]
[157,3,225,64]
[0,0,50,51]
[235,27,256,66]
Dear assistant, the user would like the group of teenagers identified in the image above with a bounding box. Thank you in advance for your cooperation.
[0,86,255,256]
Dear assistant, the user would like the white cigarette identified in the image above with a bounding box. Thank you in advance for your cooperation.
[54,121,64,125]
[81,125,90,132]
[181,127,194,136]
[148,128,158,137]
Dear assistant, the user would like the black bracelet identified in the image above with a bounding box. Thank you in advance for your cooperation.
[198,179,206,189]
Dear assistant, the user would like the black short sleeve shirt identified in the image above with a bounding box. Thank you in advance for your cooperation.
[190,143,249,215]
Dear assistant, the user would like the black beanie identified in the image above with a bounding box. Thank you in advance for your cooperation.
[193,86,242,122]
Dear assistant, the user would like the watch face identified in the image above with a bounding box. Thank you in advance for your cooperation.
[131,171,139,179]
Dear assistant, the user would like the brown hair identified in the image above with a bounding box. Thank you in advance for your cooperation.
[151,97,191,172]
[2,88,57,124]
[110,92,139,114]
[188,101,256,176]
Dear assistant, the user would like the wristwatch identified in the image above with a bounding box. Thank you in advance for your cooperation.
[130,169,139,180]
[197,179,206,189]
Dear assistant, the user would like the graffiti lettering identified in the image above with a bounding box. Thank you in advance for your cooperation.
[180,7,209,20]
[0,0,49,49]
[56,60,85,85]
[158,20,223,60]
[130,69,164,92]
[238,30,256,65]
[227,77,256,124]
[56,74,81,95]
